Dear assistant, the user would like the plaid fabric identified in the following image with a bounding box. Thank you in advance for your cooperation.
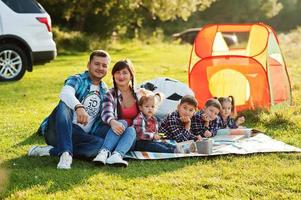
[218,115,238,129]
[38,71,107,135]
[191,110,221,137]
[133,112,158,140]
[101,88,139,125]
[158,111,196,142]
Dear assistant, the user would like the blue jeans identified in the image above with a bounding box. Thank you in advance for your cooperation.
[96,120,136,157]
[43,101,107,158]
[134,140,176,153]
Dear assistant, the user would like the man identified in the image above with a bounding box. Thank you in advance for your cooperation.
[28,50,111,169]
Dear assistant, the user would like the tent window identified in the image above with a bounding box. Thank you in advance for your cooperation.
[268,33,284,66]
[212,32,249,56]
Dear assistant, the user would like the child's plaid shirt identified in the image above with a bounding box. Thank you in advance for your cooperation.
[191,110,221,137]
[158,111,197,142]
[132,112,158,140]
[218,115,238,129]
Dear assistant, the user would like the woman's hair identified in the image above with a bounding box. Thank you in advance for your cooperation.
[217,95,236,116]
[111,59,138,117]
[112,59,135,89]
[180,95,198,108]
[204,98,222,111]
[138,91,163,107]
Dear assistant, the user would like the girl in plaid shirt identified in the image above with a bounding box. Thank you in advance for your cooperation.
[217,96,245,129]
[133,90,179,153]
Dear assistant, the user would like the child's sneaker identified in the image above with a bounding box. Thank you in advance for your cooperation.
[93,149,110,165]
[57,152,72,169]
[106,152,128,167]
[28,145,53,156]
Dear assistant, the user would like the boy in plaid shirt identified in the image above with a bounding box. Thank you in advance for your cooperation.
[158,95,202,143]
[191,98,222,137]
[133,90,178,153]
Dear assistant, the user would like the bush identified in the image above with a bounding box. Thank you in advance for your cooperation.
[52,27,113,53]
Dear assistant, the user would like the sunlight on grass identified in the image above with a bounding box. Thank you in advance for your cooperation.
[1,34,301,199]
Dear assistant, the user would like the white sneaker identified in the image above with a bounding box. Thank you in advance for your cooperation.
[28,145,53,156]
[106,152,128,167]
[57,152,72,169]
[93,149,110,165]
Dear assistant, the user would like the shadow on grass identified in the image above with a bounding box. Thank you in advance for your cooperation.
[1,153,213,198]
[1,134,213,198]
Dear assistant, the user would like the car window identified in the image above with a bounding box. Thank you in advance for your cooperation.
[1,0,45,13]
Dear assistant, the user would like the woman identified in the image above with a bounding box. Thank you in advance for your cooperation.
[93,59,138,167]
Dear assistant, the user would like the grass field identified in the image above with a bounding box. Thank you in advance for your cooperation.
[0,36,301,199]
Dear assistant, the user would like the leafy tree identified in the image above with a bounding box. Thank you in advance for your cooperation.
[38,0,216,37]
[160,0,284,35]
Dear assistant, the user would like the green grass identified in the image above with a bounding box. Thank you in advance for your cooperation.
[1,38,301,199]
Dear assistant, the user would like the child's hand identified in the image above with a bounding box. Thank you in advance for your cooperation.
[180,116,191,130]
[236,116,245,126]
[203,130,212,138]
[153,134,161,140]
[201,113,209,122]
[180,116,191,123]
[195,135,203,142]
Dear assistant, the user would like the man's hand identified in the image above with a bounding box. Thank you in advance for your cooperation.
[203,130,212,138]
[76,107,88,125]
[110,119,125,135]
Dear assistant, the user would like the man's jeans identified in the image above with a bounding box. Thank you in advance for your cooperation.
[96,120,136,157]
[44,101,106,158]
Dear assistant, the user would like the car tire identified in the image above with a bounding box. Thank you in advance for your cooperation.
[0,43,27,81]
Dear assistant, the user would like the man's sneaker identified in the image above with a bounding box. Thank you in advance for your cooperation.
[57,152,72,170]
[106,152,128,167]
[93,149,110,165]
[28,145,53,156]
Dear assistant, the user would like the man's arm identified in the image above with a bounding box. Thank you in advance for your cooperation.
[59,85,81,110]
[59,85,88,125]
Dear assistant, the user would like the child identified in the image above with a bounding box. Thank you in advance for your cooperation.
[159,95,202,143]
[133,91,179,153]
[217,96,245,129]
[191,98,222,138]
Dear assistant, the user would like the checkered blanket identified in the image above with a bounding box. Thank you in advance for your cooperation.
[125,133,301,160]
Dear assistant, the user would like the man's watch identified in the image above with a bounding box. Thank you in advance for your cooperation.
[74,104,85,111]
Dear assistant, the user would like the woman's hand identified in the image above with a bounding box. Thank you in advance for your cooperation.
[76,107,88,125]
[110,119,125,135]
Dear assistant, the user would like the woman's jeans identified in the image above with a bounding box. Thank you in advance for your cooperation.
[134,140,176,153]
[95,120,136,157]
[43,101,107,158]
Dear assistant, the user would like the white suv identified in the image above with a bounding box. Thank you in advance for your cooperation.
[0,0,56,81]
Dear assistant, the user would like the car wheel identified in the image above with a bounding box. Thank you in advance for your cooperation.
[0,44,27,81]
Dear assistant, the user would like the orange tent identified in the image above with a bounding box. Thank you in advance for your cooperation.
[188,23,291,111]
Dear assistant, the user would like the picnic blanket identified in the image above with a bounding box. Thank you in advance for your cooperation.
[125,133,301,160]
